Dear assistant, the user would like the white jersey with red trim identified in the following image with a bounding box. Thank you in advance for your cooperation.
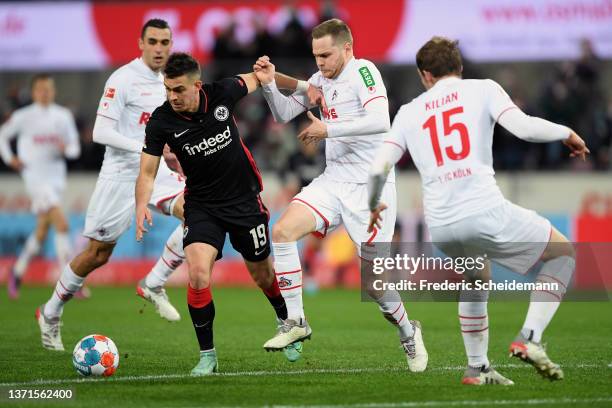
[308,57,394,183]
[387,77,515,226]
[0,103,79,168]
[96,58,165,180]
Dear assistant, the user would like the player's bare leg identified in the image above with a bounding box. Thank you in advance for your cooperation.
[263,203,315,351]
[185,243,218,376]
[9,212,49,299]
[36,239,115,350]
[510,227,574,381]
[137,194,185,322]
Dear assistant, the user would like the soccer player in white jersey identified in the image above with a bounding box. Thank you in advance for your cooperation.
[368,37,589,385]
[35,19,189,351]
[254,19,427,371]
[0,74,80,299]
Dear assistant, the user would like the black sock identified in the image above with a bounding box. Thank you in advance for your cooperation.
[188,301,215,351]
[265,294,288,321]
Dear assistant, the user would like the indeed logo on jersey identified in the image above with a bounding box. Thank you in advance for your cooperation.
[182,126,232,156]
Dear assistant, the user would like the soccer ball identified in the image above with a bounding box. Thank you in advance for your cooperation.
[72,334,119,377]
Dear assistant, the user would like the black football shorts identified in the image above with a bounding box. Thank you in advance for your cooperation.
[183,195,271,262]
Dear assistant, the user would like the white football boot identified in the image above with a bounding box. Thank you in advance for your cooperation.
[35,306,64,351]
[263,318,311,351]
[462,365,514,385]
[400,320,428,372]
[136,279,181,322]
[510,334,564,380]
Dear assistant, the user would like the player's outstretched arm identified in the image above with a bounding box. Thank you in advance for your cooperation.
[497,108,590,160]
[93,115,143,153]
[237,72,261,95]
[253,56,317,124]
[135,152,161,241]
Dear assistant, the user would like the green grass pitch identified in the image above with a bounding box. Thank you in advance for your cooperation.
[0,286,610,407]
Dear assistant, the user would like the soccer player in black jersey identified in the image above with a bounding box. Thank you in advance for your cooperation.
[134,52,291,376]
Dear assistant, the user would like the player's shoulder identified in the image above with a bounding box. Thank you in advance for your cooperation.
[105,59,140,86]
[351,58,381,79]
[354,58,379,70]
[10,104,34,117]
[463,78,501,92]
[205,76,244,95]
[50,103,73,117]
[149,101,173,122]
[349,58,383,89]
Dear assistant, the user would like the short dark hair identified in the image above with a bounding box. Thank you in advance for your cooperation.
[141,18,170,39]
[416,36,463,78]
[312,18,353,45]
[31,73,52,88]
[164,52,201,79]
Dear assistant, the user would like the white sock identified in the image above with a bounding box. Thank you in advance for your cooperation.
[43,264,85,319]
[54,232,71,268]
[522,256,574,343]
[377,295,414,338]
[459,290,490,368]
[14,233,42,278]
[272,241,304,321]
[145,225,185,289]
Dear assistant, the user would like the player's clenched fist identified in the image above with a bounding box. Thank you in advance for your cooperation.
[136,205,153,241]
[253,56,275,85]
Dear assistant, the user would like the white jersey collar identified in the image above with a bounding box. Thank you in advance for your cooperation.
[134,57,162,80]
[431,75,461,91]
[335,56,356,81]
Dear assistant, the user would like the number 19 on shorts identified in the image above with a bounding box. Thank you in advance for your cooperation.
[249,224,267,249]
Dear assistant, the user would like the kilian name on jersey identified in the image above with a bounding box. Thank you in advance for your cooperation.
[182,126,232,156]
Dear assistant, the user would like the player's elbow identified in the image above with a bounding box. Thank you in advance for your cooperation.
[92,124,105,144]
[380,119,391,133]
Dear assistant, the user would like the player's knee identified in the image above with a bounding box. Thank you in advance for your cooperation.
[188,264,211,288]
[272,222,296,243]
[55,219,69,233]
[85,245,112,268]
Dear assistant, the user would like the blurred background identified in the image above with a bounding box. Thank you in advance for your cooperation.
[0,0,611,291]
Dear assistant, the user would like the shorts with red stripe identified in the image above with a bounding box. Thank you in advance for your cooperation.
[292,174,397,256]
[183,194,271,261]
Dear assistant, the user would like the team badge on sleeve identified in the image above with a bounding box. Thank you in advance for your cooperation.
[104,88,116,99]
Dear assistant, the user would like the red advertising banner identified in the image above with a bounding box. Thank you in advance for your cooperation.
[2,0,612,69]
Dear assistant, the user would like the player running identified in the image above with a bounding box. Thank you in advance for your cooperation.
[136,52,290,376]
[254,18,427,372]
[0,74,80,299]
[368,37,588,385]
[36,19,188,352]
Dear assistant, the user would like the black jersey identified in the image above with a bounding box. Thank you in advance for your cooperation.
[143,77,262,207]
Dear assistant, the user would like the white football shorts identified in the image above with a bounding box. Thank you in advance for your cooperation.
[291,174,397,256]
[428,200,552,275]
[22,165,66,214]
[83,162,184,242]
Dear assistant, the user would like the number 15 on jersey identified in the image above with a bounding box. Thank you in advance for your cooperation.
[422,107,471,167]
